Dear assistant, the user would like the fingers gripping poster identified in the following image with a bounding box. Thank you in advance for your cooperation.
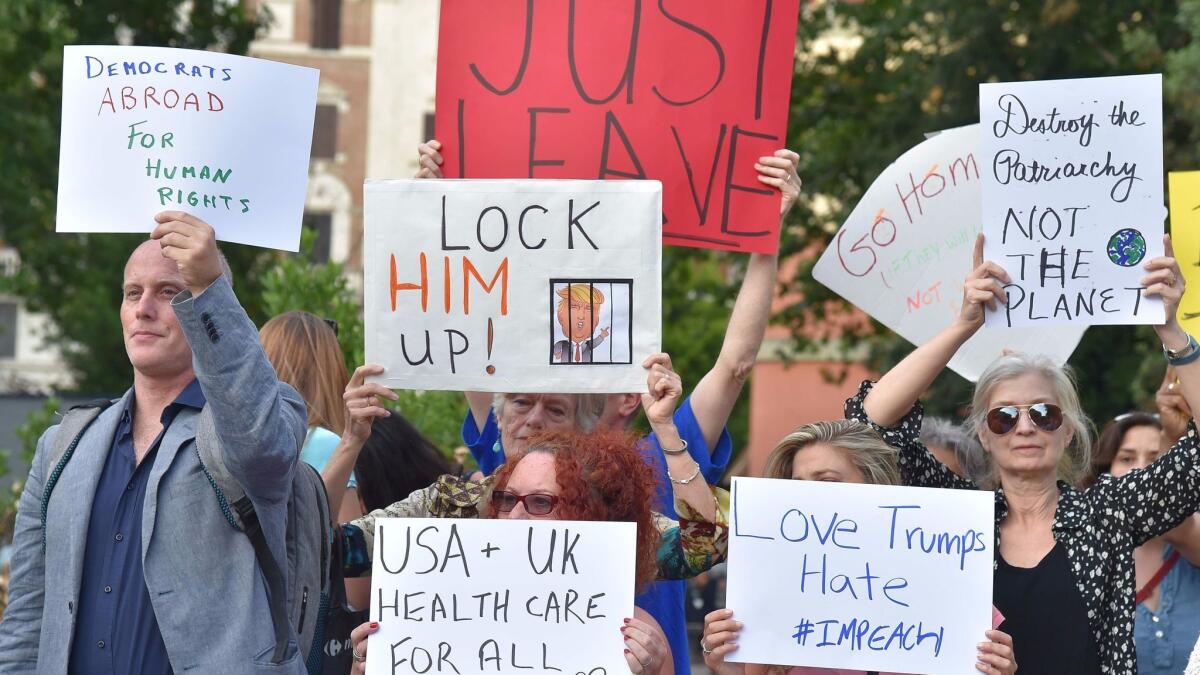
[56,45,318,251]
[980,74,1166,327]
[364,180,662,393]
[434,0,800,254]
[812,125,1086,382]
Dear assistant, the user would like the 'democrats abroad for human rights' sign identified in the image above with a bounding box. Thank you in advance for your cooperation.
[981,74,1165,327]
[434,0,800,254]
[366,518,635,675]
[726,477,995,674]
[364,180,662,394]
[57,45,318,251]
[812,125,1086,382]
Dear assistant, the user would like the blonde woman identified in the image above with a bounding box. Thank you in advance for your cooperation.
[701,421,1015,675]
[260,311,366,607]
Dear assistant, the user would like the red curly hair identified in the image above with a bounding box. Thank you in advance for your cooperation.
[490,429,660,590]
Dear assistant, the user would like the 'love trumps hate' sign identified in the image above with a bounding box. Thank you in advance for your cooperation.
[726,477,995,674]
[981,74,1165,327]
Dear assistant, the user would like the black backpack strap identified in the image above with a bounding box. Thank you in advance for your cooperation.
[232,495,291,664]
[40,398,116,550]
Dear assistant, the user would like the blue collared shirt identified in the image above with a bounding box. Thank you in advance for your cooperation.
[1134,546,1200,674]
[69,379,206,675]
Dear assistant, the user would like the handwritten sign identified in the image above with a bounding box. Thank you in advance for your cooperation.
[366,518,635,675]
[364,180,662,393]
[812,125,1086,381]
[725,477,994,674]
[981,74,1166,327]
[1169,171,1200,333]
[434,0,800,254]
[57,45,318,251]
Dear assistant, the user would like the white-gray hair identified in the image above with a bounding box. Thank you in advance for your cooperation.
[492,392,606,432]
[966,352,1094,488]
[921,416,989,484]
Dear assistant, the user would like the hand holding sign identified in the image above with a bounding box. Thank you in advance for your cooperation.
[150,210,223,295]
[1142,235,1186,329]
[958,234,1012,329]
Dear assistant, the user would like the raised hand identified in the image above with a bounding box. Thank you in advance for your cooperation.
[755,148,802,217]
[151,211,223,295]
[415,139,444,179]
[959,233,1011,329]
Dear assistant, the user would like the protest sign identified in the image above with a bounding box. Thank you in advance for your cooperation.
[364,179,662,393]
[726,477,995,674]
[1169,171,1200,333]
[366,517,635,675]
[57,45,318,251]
[812,125,1086,381]
[980,74,1165,327]
[434,0,800,254]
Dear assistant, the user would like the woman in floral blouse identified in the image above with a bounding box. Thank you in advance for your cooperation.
[849,235,1200,675]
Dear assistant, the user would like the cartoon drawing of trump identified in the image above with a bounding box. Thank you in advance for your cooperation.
[552,283,610,363]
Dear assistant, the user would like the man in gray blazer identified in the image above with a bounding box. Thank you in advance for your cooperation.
[0,212,308,674]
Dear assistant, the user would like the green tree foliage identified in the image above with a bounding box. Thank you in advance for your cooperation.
[782,0,1197,421]
[0,0,271,395]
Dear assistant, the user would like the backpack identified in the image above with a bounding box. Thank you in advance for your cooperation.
[40,399,334,674]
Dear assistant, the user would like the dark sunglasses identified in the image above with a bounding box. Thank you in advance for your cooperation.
[321,317,339,337]
[490,490,559,516]
[986,403,1064,435]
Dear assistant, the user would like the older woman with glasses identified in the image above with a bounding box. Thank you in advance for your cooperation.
[845,235,1200,675]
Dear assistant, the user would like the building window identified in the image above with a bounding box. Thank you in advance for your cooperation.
[304,212,333,263]
[0,302,16,358]
[312,104,338,159]
[311,0,342,50]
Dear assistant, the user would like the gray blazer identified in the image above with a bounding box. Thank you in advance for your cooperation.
[0,277,308,674]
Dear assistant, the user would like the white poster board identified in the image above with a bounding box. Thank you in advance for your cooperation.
[367,518,636,675]
[725,477,995,674]
[364,180,662,393]
[812,125,1086,381]
[57,45,318,251]
[980,74,1165,326]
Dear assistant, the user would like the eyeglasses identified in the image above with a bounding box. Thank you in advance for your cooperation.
[985,403,1064,435]
[321,318,339,337]
[490,490,559,516]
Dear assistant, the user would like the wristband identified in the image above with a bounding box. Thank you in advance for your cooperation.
[1165,333,1200,366]
[661,439,689,456]
[668,464,702,485]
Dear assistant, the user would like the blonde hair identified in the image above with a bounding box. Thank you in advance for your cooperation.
[763,420,901,486]
[966,352,1094,488]
[260,311,349,436]
[556,284,605,311]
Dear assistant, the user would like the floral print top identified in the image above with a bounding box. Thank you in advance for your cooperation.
[340,473,729,581]
[846,380,1200,675]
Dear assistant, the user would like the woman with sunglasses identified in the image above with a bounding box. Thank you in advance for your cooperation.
[348,429,683,675]
[844,234,1200,674]
[699,421,1016,675]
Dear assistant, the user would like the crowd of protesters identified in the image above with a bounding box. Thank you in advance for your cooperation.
[1,132,1200,675]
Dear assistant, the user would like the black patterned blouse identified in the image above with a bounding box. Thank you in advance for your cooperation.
[846,380,1200,675]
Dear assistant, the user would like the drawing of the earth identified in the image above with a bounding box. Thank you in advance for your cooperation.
[1107,228,1146,267]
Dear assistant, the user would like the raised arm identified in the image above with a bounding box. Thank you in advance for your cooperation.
[863,234,1009,426]
[322,364,396,521]
[155,212,306,504]
[644,353,716,523]
[690,149,800,453]
[1106,236,1200,542]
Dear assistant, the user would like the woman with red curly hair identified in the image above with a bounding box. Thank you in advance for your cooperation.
[349,430,675,674]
